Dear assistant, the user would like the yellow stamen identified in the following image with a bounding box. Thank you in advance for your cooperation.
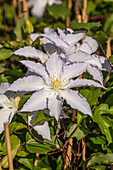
[14,97,20,108]
[53,80,61,89]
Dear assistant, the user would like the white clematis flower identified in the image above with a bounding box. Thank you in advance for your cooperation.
[9,53,104,120]
[28,0,62,18]
[42,28,98,55]
[28,112,51,140]
[0,83,21,134]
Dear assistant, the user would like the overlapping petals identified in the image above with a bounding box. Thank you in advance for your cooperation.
[9,53,104,120]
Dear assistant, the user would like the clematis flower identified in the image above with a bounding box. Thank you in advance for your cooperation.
[28,112,51,140]
[0,83,21,134]
[28,0,62,18]
[42,28,98,55]
[9,53,104,121]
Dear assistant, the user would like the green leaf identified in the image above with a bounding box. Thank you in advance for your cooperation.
[95,31,108,45]
[47,4,70,20]
[87,153,113,167]
[1,148,18,168]
[90,136,106,145]
[104,14,113,33]
[14,14,25,40]
[70,22,101,30]
[87,1,96,15]
[93,107,113,144]
[94,104,109,115]
[26,133,54,154]
[67,123,89,140]
[18,158,33,170]
[25,19,34,33]
[80,89,100,107]
[34,111,49,125]
[9,122,27,134]
[105,93,113,107]
[0,48,13,60]
[2,135,20,154]
[17,147,29,157]
[108,55,113,65]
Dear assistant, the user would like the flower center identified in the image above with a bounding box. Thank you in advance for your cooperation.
[14,97,20,108]
[53,80,61,90]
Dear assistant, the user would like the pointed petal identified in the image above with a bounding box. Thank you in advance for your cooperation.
[59,89,91,116]
[30,33,41,42]
[69,78,104,88]
[0,108,10,134]
[8,76,44,92]
[79,36,98,54]
[46,52,63,77]
[86,55,102,69]
[63,32,85,45]
[0,83,10,94]
[63,63,87,79]
[14,46,40,59]
[21,89,48,112]
[20,60,48,79]
[48,95,63,121]
[87,65,103,84]
[34,121,51,140]
[41,33,69,49]
[57,28,66,38]
[68,51,92,62]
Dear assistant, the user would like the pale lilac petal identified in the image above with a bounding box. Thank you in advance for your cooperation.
[14,46,41,59]
[68,51,92,62]
[20,60,48,79]
[48,95,63,121]
[59,89,91,116]
[63,63,87,79]
[57,28,66,38]
[21,89,48,112]
[0,83,10,94]
[0,108,10,134]
[34,121,51,140]
[86,55,102,69]
[0,95,8,106]
[63,32,85,45]
[48,0,62,5]
[46,52,63,77]
[41,33,69,49]
[8,76,44,92]
[87,65,103,84]
[79,36,98,54]
[30,33,41,42]
[69,79,104,88]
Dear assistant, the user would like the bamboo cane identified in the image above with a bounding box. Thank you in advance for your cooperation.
[106,38,112,59]
[0,158,2,170]
[4,122,14,170]
[34,153,40,166]
[66,0,72,27]
[23,0,29,19]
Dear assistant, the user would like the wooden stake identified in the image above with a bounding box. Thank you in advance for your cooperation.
[0,158,2,170]
[66,0,72,27]
[106,38,112,59]
[64,109,77,169]
[34,153,40,166]
[82,0,88,23]
[23,0,29,19]
[4,122,14,170]
[82,138,86,170]
[75,0,82,23]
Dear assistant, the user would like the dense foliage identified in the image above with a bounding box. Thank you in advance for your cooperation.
[1,0,113,169]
